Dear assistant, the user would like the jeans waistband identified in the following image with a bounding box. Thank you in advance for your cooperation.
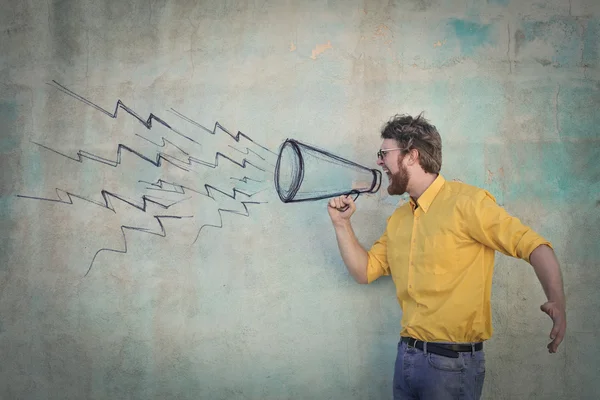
[401,336,483,358]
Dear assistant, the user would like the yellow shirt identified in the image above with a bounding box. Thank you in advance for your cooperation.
[366,174,552,343]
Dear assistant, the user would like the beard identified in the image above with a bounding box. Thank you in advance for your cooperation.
[387,158,410,195]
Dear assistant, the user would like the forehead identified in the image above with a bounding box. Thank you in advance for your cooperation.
[380,138,398,149]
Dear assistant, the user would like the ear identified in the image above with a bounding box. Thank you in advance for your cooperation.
[407,148,420,165]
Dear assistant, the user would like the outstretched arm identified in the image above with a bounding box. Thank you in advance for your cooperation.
[529,244,567,354]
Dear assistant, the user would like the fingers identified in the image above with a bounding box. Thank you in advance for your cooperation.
[328,195,355,211]
[548,318,566,353]
[341,195,354,206]
[548,332,564,353]
[327,195,357,220]
[328,196,342,210]
[541,302,566,353]
[341,194,356,211]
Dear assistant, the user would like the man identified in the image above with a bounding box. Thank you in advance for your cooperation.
[327,113,566,400]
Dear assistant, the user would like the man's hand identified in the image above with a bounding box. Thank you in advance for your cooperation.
[540,300,566,353]
[326,195,368,284]
[529,244,566,354]
[327,195,356,225]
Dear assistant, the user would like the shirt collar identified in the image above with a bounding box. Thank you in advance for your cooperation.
[409,174,445,213]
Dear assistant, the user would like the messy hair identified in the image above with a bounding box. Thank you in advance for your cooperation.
[381,112,442,174]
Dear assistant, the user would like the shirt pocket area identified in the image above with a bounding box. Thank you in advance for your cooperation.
[423,234,458,275]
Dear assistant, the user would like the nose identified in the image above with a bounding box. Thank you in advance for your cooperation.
[376,157,384,167]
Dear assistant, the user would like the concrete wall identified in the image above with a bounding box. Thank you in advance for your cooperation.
[1,0,598,399]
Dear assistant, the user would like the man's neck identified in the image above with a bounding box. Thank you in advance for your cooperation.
[408,172,439,202]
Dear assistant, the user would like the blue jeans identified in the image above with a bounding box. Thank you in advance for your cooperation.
[393,340,486,399]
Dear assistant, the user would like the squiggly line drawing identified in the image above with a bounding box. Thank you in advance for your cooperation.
[20,80,381,275]
[230,177,264,184]
[30,138,269,173]
[48,80,200,145]
[167,108,277,157]
[17,179,265,275]
[18,81,275,275]
[17,187,190,276]
[43,81,273,174]
[141,179,264,244]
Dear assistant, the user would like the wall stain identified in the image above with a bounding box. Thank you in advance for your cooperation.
[49,0,83,65]
[406,0,432,12]
[310,41,332,60]
[536,58,552,66]
[370,23,394,50]
[514,29,525,56]
[448,19,493,55]
[0,101,18,153]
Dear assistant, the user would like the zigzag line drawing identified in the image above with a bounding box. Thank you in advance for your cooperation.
[228,145,267,160]
[17,179,265,275]
[16,81,275,275]
[31,138,268,173]
[141,179,264,244]
[43,81,274,174]
[48,80,201,145]
[47,80,278,158]
[135,134,192,156]
[167,108,277,157]
[230,177,264,183]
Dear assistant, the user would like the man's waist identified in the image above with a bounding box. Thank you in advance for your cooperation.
[401,336,483,358]
[400,324,490,343]
[399,309,492,343]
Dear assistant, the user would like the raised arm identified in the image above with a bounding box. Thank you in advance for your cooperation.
[327,195,368,284]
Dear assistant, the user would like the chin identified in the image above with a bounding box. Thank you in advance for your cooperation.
[387,186,401,196]
[387,183,408,196]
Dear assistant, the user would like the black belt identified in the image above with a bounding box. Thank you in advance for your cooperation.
[401,336,483,359]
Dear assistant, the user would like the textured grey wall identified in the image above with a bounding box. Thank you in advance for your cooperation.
[1,0,599,399]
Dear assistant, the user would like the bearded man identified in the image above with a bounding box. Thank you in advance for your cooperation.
[327,113,566,400]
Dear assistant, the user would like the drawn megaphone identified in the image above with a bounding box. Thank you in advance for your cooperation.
[274,139,382,203]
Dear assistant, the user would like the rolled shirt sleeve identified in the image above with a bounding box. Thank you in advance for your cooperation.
[465,190,553,262]
[366,223,391,283]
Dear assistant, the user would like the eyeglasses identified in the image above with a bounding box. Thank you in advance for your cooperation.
[377,147,404,160]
